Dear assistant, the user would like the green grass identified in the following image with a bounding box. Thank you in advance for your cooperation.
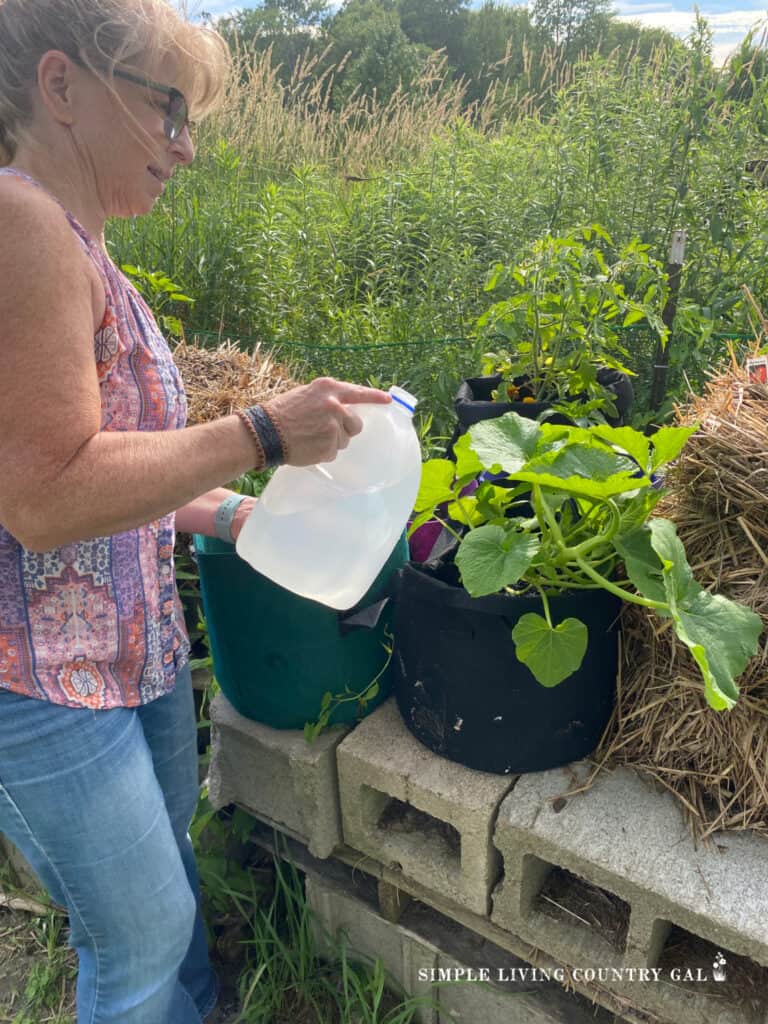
[228,856,430,1024]
[0,800,433,1024]
[0,858,76,1024]
[7,911,76,1024]
[191,790,434,1024]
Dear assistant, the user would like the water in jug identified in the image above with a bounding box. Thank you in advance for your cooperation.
[235,385,422,609]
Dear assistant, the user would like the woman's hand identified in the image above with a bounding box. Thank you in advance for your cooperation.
[230,496,257,542]
[265,378,391,467]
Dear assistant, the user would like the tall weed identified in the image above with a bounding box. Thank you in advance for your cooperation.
[107,42,768,415]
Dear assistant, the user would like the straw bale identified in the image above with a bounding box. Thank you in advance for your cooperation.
[172,337,298,425]
[588,368,768,840]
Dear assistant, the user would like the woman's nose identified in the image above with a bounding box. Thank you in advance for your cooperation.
[170,124,195,165]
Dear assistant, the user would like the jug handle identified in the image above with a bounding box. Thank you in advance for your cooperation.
[307,463,348,493]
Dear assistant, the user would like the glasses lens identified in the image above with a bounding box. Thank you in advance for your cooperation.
[165,91,188,140]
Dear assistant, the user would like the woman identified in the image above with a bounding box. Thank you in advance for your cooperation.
[0,2,391,1021]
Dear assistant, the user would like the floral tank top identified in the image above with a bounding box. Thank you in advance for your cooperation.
[0,169,190,709]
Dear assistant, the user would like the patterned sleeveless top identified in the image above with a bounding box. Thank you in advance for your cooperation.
[0,169,190,709]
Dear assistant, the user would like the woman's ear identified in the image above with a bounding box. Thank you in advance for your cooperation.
[36,51,79,127]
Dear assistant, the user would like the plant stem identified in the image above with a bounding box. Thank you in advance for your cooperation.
[430,516,464,542]
[533,483,666,610]
[567,499,620,557]
[531,267,542,388]
[534,584,554,627]
[571,552,669,611]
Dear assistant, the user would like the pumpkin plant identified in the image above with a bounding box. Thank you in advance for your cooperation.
[411,412,762,710]
[477,225,669,423]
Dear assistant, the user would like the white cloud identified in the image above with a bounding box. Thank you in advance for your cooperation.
[616,6,767,33]
[614,2,677,12]
[615,6,767,63]
[185,0,241,16]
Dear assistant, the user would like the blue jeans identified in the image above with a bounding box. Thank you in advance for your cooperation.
[0,663,218,1023]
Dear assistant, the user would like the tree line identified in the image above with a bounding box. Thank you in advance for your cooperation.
[210,0,688,107]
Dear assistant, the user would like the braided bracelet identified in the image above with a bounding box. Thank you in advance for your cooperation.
[237,404,286,468]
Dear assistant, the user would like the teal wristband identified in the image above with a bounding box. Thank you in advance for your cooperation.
[214,494,247,543]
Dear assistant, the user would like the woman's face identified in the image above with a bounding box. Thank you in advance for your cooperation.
[73,56,195,218]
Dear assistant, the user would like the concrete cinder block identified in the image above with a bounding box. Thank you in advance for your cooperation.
[208,691,350,859]
[306,873,438,1024]
[305,870,615,1024]
[336,699,514,916]
[492,761,768,1024]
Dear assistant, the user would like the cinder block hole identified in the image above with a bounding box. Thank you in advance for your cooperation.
[376,796,461,864]
[657,924,768,1019]
[528,858,630,953]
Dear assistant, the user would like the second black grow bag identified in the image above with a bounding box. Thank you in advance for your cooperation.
[446,370,634,456]
[392,563,622,774]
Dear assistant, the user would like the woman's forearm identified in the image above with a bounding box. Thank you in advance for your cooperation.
[20,414,258,551]
[8,377,391,552]
[175,487,257,541]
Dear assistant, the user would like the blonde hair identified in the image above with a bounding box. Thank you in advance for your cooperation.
[0,0,230,164]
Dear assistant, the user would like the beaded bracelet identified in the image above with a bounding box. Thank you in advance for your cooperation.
[235,409,267,470]
[263,404,289,463]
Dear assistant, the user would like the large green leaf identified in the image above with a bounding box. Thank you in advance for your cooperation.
[649,425,698,471]
[414,460,455,513]
[613,527,667,605]
[469,415,541,474]
[648,518,698,606]
[511,468,645,500]
[456,525,540,597]
[453,432,484,481]
[407,507,439,538]
[590,425,651,473]
[529,443,635,482]
[623,519,762,710]
[473,483,516,521]
[511,613,589,687]
[674,590,762,710]
[615,489,663,536]
[447,495,487,527]
[539,423,594,449]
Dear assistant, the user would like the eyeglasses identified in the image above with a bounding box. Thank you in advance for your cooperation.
[71,56,189,141]
[111,68,189,141]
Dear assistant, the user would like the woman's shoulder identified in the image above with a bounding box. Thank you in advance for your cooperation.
[0,172,86,256]
[0,174,104,331]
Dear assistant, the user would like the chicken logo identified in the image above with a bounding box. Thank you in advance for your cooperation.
[712,952,727,983]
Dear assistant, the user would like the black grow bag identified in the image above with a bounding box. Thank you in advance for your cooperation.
[393,563,622,774]
[447,370,634,456]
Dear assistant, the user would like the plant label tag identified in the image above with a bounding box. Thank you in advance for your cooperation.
[747,356,768,384]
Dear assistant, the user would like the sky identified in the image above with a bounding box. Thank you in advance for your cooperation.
[614,0,767,64]
[192,1,768,67]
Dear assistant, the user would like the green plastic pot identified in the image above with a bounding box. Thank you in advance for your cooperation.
[192,532,407,730]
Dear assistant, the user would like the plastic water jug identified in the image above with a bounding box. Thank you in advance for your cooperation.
[235,385,422,610]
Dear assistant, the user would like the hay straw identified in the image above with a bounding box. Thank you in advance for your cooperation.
[591,364,768,840]
[173,337,297,425]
